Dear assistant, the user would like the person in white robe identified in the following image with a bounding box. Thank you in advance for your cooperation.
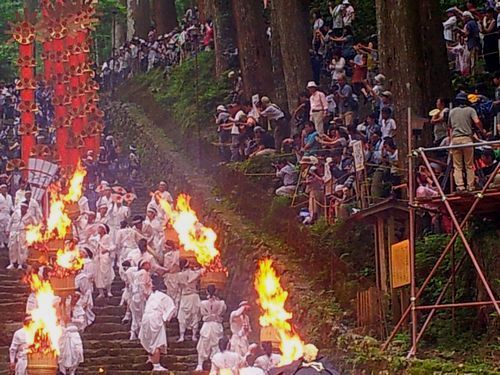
[78,194,90,214]
[73,274,95,331]
[139,281,176,372]
[24,190,43,224]
[132,215,156,249]
[162,243,181,310]
[58,323,84,375]
[7,202,36,270]
[116,221,141,267]
[0,184,14,247]
[9,321,28,375]
[26,291,37,314]
[130,261,153,340]
[96,183,113,210]
[14,180,28,207]
[96,203,111,226]
[157,181,174,203]
[255,342,281,374]
[75,212,97,245]
[144,206,165,253]
[240,355,265,375]
[195,285,227,371]
[120,261,137,323]
[210,337,244,375]
[177,259,202,342]
[230,301,251,357]
[92,224,115,298]
[108,195,130,244]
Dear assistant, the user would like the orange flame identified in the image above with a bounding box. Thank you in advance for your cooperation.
[63,161,87,203]
[255,258,304,365]
[26,164,86,245]
[23,274,62,355]
[55,246,84,273]
[158,193,220,267]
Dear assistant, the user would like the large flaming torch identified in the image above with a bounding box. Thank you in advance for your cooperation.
[26,162,86,262]
[24,274,62,374]
[255,258,304,365]
[158,193,227,289]
[49,243,84,298]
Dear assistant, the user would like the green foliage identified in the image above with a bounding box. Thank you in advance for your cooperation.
[0,1,23,80]
[145,51,231,134]
[91,0,126,62]
[309,0,377,42]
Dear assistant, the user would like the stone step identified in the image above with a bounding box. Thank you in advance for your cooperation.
[82,361,194,372]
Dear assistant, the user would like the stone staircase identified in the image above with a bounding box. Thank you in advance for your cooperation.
[0,181,199,374]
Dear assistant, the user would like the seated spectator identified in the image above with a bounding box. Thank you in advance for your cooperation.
[318,127,348,149]
[380,107,397,139]
[305,165,324,222]
[249,126,275,157]
[274,160,298,197]
[301,121,321,156]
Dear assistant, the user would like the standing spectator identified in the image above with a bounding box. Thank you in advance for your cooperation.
[462,11,481,74]
[307,81,328,135]
[342,0,355,27]
[480,8,499,73]
[443,8,458,43]
[329,1,345,37]
[292,92,311,133]
[336,74,357,127]
[258,97,288,153]
[430,98,450,146]
[312,11,324,31]
[215,105,231,160]
[448,93,486,192]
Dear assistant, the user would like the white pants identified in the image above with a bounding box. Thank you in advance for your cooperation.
[8,232,27,266]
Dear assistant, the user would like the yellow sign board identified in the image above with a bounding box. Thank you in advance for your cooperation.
[391,240,410,288]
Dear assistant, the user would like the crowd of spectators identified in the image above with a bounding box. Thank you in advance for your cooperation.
[100,7,220,90]
[444,2,500,75]
[0,80,55,166]
[213,0,500,227]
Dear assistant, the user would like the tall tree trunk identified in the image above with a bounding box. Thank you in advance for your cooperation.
[269,0,288,113]
[127,0,151,39]
[198,0,207,23]
[207,0,237,78]
[273,0,312,113]
[375,0,451,159]
[114,0,128,45]
[152,0,178,35]
[231,0,275,99]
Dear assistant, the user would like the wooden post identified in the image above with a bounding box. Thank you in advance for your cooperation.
[377,217,387,293]
[388,215,401,323]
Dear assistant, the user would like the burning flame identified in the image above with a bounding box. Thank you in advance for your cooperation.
[26,197,71,245]
[255,258,304,365]
[63,161,87,203]
[26,164,86,245]
[23,274,62,355]
[55,246,84,273]
[158,193,220,267]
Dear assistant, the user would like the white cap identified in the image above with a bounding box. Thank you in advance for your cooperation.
[342,0,350,4]
[306,81,318,89]
[216,105,227,112]
[463,11,473,18]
